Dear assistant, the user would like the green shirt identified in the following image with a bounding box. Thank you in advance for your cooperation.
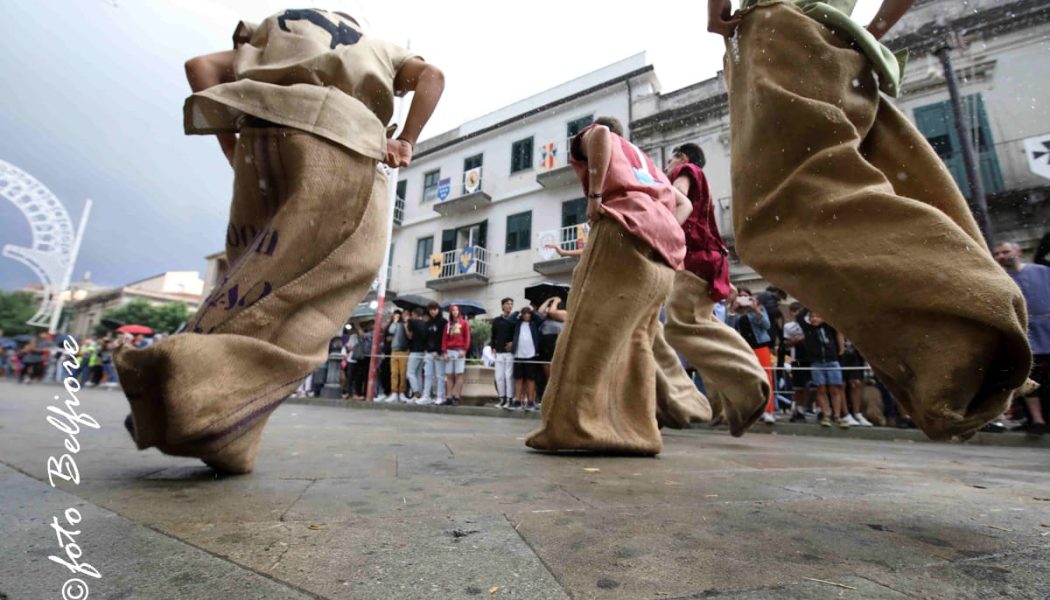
[740,0,907,97]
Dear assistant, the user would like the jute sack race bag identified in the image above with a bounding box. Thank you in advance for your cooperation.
[723,1,1031,439]
[116,129,387,473]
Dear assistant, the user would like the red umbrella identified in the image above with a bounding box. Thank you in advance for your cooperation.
[116,324,154,335]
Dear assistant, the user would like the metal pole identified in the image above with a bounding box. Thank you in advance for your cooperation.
[49,199,92,334]
[365,43,409,402]
[935,42,994,249]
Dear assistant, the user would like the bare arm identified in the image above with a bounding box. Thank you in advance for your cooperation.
[579,125,612,223]
[185,50,237,166]
[387,58,445,168]
[547,298,568,321]
[546,243,584,257]
[708,0,741,37]
[866,0,914,40]
[671,186,692,225]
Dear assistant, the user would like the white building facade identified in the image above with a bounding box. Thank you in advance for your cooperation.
[388,54,661,314]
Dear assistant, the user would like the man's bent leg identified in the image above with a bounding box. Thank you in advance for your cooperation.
[654,322,712,429]
[526,220,673,454]
[115,129,386,473]
[664,271,769,436]
[724,3,1030,439]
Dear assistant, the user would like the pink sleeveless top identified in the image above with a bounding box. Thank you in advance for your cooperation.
[570,126,685,270]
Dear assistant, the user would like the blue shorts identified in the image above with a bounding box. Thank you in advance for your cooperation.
[810,360,843,386]
[446,349,466,374]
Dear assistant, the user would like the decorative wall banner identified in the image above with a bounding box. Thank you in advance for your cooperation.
[541,143,558,171]
[1023,133,1050,181]
[576,223,590,249]
[537,230,558,260]
[458,246,476,274]
[437,177,451,201]
[429,252,444,278]
[464,167,482,194]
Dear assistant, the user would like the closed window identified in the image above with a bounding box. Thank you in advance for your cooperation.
[566,115,594,138]
[394,180,407,225]
[511,137,533,173]
[913,94,1004,196]
[414,236,434,270]
[505,211,532,253]
[422,170,440,203]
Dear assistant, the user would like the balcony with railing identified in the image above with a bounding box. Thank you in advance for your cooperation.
[532,223,589,275]
[535,137,577,189]
[432,167,492,217]
[426,245,491,290]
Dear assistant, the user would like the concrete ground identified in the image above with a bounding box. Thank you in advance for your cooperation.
[1,380,1048,599]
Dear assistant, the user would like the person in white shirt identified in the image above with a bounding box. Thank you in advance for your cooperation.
[512,307,542,412]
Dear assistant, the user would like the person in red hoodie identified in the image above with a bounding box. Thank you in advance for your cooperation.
[441,304,471,406]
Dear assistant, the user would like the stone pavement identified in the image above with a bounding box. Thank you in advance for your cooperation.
[1,380,1048,599]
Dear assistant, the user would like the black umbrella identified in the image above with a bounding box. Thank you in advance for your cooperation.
[441,299,486,318]
[101,318,125,331]
[524,281,571,306]
[393,293,433,312]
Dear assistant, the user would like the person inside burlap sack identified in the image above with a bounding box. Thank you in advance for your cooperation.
[115,9,444,474]
[708,0,1033,440]
[659,143,770,435]
[525,117,706,455]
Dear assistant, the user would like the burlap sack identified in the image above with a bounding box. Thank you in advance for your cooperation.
[526,219,674,455]
[115,127,387,472]
[664,270,770,436]
[724,1,1031,439]
[654,322,714,429]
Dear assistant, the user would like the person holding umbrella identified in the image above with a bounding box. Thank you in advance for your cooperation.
[441,304,471,406]
[511,306,543,411]
[536,296,567,383]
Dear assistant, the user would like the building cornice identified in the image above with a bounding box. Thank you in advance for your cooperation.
[630,90,729,141]
[885,0,1050,58]
[413,66,655,160]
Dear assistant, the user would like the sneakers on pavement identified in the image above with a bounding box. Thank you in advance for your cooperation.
[789,412,807,423]
[820,416,832,428]
[853,413,874,427]
[837,417,851,429]
[842,414,860,427]
[760,412,776,425]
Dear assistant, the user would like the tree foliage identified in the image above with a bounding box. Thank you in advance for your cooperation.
[95,299,191,336]
[0,291,41,336]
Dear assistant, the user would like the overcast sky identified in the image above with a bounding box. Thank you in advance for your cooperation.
[0,0,883,291]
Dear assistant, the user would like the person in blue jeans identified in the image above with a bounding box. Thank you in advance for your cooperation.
[423,302,447,405]
[404,307,429,403]
[797,307,848,428]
